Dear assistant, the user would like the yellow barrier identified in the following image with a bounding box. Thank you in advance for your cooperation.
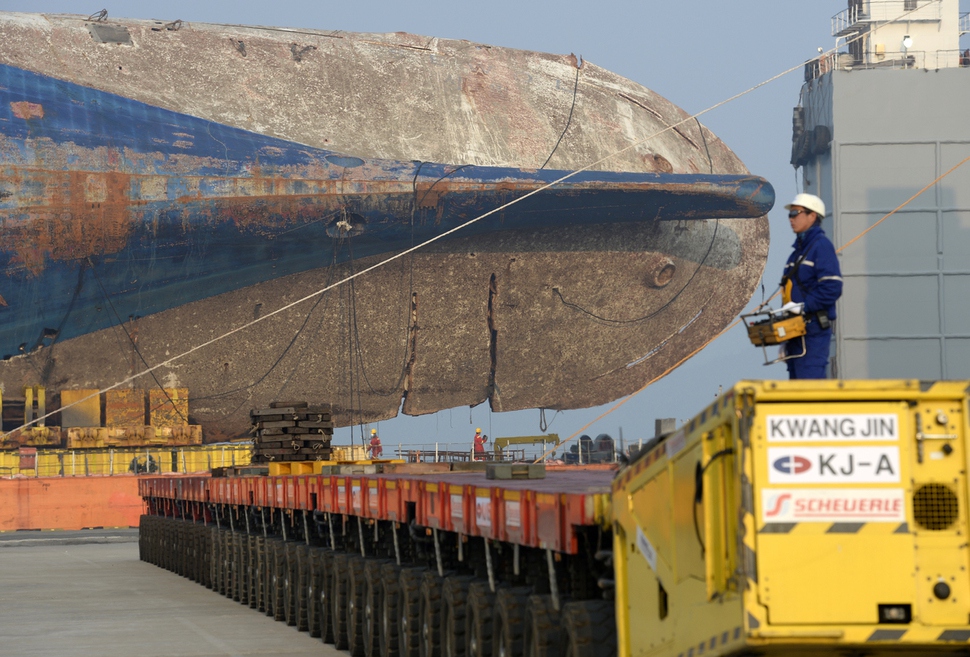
[0,443,252,478]
[331,445,367,462]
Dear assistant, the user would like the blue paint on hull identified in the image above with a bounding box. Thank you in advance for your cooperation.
[0,64,774,358]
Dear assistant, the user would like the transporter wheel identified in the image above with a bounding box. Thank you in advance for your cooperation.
[464,581,497,657]
[207,527,219,590]
[184,522,192,577]
[222,530,235,598]
[175,522,186,577]
[319,549,336,643]
[283,543,299,626]
[139,516,149,564]
[177,521,186,577]
[265,538,280,618]
[138,515,148,562]
[364,559,391,657]
[237,533,248,604]
[214,529,226,595]
[419,570,447,657]
[380,562,403,657]
[231,533,243,602]
[158,519,168,571]
[561,601,616,657]
[254,536,267,612]
[348,555,368,657]
[494,587,532,657]
[158,519,166,567]
[295,545,310,632]
[442,576,475,657]
[189,524,205,584]
[399,567,427,657]
[524,595,565,657]
[331,553,352,650]
[247,536,259,608]
[307,548,323,637]
[272,540,287,621]
[187,524,198,583]
[200,525,210,585]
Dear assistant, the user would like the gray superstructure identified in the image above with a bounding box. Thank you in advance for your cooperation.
[797,0,970,378]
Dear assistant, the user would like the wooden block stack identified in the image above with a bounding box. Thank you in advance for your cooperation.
[250,401,333,462]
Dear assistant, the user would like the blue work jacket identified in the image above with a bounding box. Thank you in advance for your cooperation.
[783,224,843,322]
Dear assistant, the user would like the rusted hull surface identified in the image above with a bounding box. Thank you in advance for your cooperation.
[0,13,772,437]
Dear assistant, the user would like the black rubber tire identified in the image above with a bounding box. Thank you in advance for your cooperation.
[494,587,532,657]
[399,567,427,657]
[319,550,336,644]
[380,562,403,657]
[295,545,311,632]
[364,559,391,657]
[271,540,287,621]
[419,570,446,657]
[209,527,221,592]
[231,532,243,602]
[187,524,199,583]
[348,555,369,657]
[262,538,275,617]
[561,601,616,657]
[222,530,235,598]
[255,536,267,612]
[464,581,496,657]
[331,553,352,650]
[247,535,259,608]
[442,576,475,657]
[524,595,565,657]
[195,524,204,582]
[264,538,277,617]
[307,548,323,637]
[176,522,186,577]
[138,515,148,562]
[283,542,299,626]
[199,526,212,589]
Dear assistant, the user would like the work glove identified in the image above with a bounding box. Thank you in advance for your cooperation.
[780,301,804,315]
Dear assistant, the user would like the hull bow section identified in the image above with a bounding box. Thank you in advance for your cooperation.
[0,13,772,436]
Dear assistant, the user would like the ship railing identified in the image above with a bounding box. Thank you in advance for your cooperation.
[804,48,970,80]
[0,443,252,478]
[833,5,864,36]
[392,442,548,463]
[833,0,943,36]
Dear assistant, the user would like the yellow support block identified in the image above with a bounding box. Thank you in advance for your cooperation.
[269,461,315,476]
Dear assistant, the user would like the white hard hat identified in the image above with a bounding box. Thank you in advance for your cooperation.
[784,193,825,218]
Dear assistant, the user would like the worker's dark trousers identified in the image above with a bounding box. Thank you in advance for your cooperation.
[786,327,832,379]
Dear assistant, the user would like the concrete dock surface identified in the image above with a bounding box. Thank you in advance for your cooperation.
[0,531,340,656]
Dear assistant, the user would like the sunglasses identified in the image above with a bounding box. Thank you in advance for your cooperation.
[788,209,808,218]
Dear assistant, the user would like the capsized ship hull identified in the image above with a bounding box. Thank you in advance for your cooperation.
[0,13,772,438]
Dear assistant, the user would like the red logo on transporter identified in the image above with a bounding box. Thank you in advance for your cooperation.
[772,455,811,475]
[764,493,792,518]
[794,496,902,516]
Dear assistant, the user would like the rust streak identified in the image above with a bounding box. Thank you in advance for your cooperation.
[10,101,44,120]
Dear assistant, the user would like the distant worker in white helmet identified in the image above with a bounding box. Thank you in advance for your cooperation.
[473,427,489,461]
[781,193,843,378]
[368,428,383,459]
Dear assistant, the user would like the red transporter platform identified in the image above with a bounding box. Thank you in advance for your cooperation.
[138,466,618,657]
[140,466,613,554]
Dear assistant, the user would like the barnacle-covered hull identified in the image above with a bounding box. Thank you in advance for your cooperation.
[0,13,771,438]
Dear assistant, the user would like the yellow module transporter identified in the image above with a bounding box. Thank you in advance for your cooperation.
[612,380,970,656]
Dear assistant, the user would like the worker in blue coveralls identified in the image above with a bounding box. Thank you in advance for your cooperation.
[781,193,843,379]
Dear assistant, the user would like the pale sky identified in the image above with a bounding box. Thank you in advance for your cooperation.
[5,1,966,451]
